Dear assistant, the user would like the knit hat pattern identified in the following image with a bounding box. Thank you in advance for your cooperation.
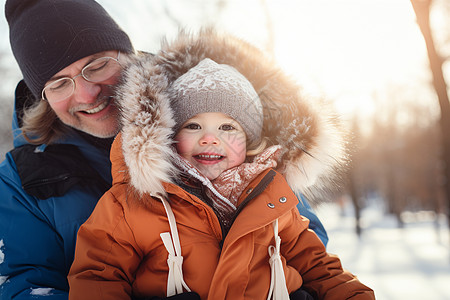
[169,58,263,144]
[5,0,134,99]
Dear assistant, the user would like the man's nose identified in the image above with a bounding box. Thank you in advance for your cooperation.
[72,76,102,103]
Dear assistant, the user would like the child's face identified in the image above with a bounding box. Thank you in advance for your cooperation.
[174,112,247,180]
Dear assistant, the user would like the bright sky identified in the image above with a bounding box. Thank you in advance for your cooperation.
[0,0,439,121]
[95,0,441,120]
[269,1,429,114]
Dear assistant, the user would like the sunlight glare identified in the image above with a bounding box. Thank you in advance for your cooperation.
[268,0,427,118]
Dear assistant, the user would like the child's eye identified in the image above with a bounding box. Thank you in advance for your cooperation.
[184,123,201,130]
[220,124,236,131]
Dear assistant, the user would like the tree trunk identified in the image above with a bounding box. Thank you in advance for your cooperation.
[348,121,362,236]
[411,0,450,247]
[348,173,362,236]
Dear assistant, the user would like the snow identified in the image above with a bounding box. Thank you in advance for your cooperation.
[30,288,53,296]
[0,239,4,264]
[0,239,6,286]
[316,200,450,300]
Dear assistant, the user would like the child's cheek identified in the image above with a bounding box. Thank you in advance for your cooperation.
[174,136,191,158]
[225,134,247,165]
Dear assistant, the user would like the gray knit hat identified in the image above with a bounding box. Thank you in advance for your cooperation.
[169,58,263,144]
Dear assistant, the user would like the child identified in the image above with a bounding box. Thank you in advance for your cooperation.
[68,31,374,300]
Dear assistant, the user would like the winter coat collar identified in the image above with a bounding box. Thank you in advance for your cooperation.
[172,145,281,232]
[115,29,347,204]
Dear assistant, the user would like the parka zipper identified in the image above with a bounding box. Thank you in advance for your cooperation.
[177,170,277,247]
[219,170,276,248]
[232,169,276,221]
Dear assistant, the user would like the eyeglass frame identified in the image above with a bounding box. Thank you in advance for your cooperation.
[41,51,122,103]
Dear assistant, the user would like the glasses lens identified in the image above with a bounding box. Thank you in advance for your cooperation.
[42,78,74,102]
[83,57,121,83]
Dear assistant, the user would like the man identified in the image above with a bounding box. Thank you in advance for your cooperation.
[0,0,327,298]
[0,0,133,298]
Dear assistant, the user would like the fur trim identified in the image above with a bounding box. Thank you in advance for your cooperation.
[116,54,177,197]
[116,29,348,202]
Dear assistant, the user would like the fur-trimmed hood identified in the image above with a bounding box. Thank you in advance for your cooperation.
[114,29,348,203]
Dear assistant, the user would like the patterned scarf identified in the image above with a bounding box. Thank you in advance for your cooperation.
[172,145,282,232]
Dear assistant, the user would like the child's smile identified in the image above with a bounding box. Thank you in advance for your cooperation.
[193,153,225,164]
[174,112,247,180]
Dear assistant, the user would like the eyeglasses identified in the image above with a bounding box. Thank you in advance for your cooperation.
[42,51,122,103]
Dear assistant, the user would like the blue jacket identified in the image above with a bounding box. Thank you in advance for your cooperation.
[0,81,112,299]
[296,194,328,246]
[0,81,327,299]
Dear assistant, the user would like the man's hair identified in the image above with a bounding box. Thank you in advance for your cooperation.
[21,100,68,145]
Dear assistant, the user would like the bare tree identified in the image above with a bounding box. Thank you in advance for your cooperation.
[347,119,362,236]
[411,0,450,243]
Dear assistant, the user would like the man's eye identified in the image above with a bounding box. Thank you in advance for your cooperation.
[220,124,235,131]
[84,59,109,75]
[48,79,71,91]
[184,123,201,130]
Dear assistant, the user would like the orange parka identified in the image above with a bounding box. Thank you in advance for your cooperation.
[69,136,373,300]
[69,30,374,299]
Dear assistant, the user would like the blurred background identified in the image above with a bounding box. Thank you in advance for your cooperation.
[1,0,449,299]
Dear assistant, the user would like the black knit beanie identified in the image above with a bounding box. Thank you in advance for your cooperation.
[5,0,134,100]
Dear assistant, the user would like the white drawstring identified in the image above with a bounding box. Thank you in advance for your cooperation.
[159,196,191,297]
[267,219,290,300]
[159,194,288,299]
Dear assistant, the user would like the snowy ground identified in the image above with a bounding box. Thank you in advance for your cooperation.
[316,200,450,300]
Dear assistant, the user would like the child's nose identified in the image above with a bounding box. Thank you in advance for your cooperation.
[200,133,220,145]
